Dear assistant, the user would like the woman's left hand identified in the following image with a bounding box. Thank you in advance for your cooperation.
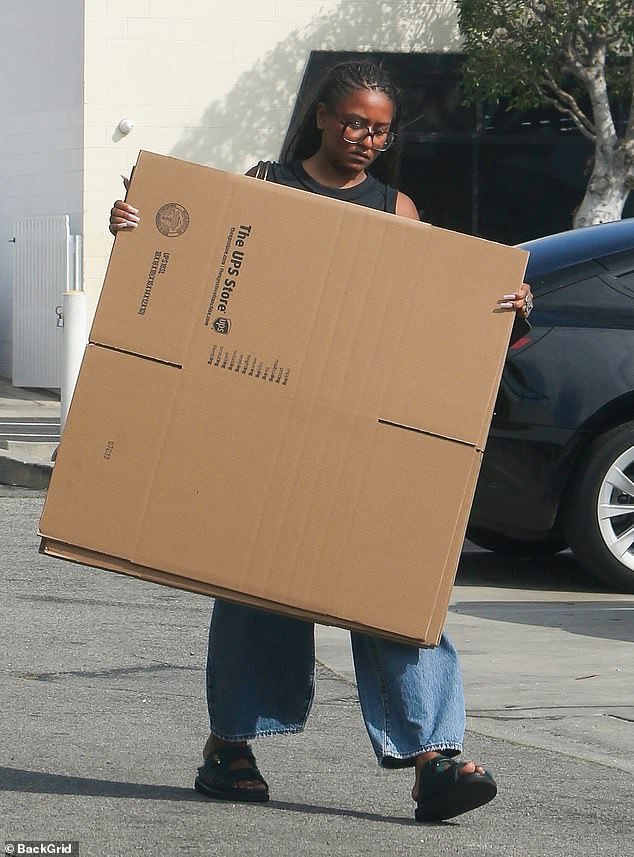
[498,283,533,318]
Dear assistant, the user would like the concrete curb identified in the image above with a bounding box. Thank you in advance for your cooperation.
[0,450,52,490]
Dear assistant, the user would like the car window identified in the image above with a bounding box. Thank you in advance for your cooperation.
[529,261,600,296]
[534,276,630,308]
[529,274,634,330]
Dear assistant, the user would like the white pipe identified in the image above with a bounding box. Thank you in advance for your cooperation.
[60,290,88,432]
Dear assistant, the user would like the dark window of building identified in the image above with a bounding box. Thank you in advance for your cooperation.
[283,51,632,245]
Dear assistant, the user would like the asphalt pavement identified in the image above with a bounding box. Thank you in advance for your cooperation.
[0,377,632,856]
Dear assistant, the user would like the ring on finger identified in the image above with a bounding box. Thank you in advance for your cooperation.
[524,294,533,316]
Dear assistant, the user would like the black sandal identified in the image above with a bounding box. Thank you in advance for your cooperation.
[194,743,270,803]
[414,756,497,822]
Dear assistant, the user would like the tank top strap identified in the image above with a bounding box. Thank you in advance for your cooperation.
[384,185,398,214]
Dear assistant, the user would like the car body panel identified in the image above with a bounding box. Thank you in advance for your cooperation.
[519,218,634,279]
[469,219,634,542]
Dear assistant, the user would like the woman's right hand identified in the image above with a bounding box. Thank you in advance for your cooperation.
[108,175,140,236]
[109,200,140,236]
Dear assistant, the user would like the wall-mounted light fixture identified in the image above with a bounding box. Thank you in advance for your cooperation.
[118,118,135,135]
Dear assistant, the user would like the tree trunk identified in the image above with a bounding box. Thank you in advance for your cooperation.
[569,47,634,228]
[573,145,631,227]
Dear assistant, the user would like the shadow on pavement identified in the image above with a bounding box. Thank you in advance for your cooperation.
[0,767,424,825]
[0,766,202,801]
[449,600,634,643]
[456,547,607,593]
[454,547,634,642]
[266,800,422,826]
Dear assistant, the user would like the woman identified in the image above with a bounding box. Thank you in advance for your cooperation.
[110,60,532,823]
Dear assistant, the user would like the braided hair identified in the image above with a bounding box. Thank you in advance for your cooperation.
[281,60,402,186]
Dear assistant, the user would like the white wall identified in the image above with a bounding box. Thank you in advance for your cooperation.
[0,0,460,382]
[83,0,461,318]
[0,0,85,379]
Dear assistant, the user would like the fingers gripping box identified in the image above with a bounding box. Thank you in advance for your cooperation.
[39,151,528,646]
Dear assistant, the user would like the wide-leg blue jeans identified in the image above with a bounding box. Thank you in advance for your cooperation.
[206,601,465,766]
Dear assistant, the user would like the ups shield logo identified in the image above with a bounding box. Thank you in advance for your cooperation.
[213,317,231,335]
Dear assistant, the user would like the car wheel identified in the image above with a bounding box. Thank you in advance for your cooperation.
[466,527,567,558]
[564,421,634,593]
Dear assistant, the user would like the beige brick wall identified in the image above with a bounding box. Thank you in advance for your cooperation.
[83,0,461,310]
[0,1,460,378]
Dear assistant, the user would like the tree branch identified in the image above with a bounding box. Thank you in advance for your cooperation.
[536,69,597,139]
[570,44,618,144]
[538,93,597,141]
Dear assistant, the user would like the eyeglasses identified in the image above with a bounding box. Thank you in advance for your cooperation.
[332,112,396,151]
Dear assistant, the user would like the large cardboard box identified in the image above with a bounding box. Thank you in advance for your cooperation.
[39,151,528,646]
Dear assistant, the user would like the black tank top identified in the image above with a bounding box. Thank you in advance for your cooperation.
[266,161,398,214]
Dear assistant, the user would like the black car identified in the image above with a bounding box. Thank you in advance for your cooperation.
[468,217,634,593]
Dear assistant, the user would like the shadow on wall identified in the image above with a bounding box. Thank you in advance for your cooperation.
[170,0,460,172]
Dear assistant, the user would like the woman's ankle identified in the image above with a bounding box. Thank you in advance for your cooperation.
[203,732,247,759]
[415,751,441,769]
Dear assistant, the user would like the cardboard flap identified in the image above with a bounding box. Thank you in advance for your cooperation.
[38,347,480,644]
[39,345,180,556]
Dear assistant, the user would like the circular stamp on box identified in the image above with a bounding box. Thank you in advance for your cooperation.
[213,317,231,335]
[155,203,190,237]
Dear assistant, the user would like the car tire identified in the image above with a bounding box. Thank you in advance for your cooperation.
[466,527,568,558]
[563,421,634,593]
